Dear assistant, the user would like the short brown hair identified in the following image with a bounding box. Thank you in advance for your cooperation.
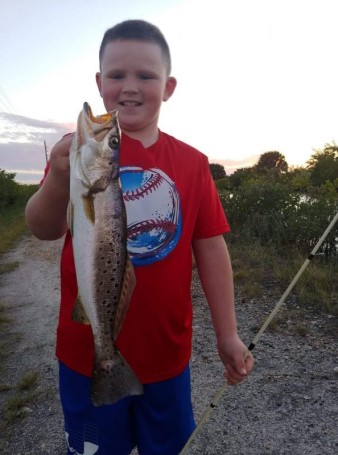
[99,19,172,74]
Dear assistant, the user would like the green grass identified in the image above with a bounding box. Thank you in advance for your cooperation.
[17,371,39,391]
[0,204,28,255]
[4,392,38,423]
[0,342,6,358]
[0,384,12,392]
[0,304,11,324]
[2,371,40,424]
[0,262,20,275]
[293,323,309,337]
[229,240,338,314]
[272,251,338,314]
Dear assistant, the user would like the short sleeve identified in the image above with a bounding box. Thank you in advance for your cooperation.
[193,156,230,239]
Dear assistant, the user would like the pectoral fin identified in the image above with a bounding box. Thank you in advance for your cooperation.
[72,295,90,325]
[67,202,74,236]
[82,193,95,224]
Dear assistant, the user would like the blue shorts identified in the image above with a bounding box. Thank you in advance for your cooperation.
[59,362,195,455]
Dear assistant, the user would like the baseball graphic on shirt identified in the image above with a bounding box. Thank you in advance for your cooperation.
[120,167,181,266]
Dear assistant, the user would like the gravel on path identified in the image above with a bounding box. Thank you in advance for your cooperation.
[0,234,337,454]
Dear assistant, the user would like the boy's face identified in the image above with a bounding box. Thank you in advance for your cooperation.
[96,40,176,139]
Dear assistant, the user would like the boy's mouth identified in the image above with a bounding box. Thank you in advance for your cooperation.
[120,101,142,107]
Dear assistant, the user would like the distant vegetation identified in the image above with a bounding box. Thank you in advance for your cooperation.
[210,144,338,314]
[0,169,38,253]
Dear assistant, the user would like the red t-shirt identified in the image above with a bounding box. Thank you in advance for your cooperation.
[54,131,230,383]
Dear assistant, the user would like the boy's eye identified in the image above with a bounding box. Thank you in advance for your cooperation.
[139,74,155,80]
[109,73,124,80]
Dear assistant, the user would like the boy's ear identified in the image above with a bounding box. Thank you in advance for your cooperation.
[96,72,102,96]
[163,77,177,102]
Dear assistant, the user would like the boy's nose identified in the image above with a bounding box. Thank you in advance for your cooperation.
[122,77,139,94]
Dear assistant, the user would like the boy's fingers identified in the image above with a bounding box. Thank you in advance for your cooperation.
[244,349,254,373]
[234,349,253,375]
[225,349,254,384]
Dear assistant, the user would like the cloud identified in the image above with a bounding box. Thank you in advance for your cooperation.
[0,112,74,179]
[0,112,262,182]
[210,155,260,175]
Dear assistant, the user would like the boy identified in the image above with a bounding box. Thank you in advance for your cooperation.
[25,19,253,455]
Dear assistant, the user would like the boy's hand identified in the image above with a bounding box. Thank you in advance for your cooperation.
[217,335,254,385]
[48,133,74,186]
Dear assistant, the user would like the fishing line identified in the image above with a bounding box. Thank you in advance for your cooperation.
[180,210,338,454]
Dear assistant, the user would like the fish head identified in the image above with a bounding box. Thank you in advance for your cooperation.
[71,103,121,191]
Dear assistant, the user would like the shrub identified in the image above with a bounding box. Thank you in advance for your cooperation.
[0,169,18,209]
[220,176,338,255]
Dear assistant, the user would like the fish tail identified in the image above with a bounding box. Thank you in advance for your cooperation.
[91,349,143,406]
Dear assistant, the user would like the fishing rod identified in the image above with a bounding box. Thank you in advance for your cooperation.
[180,210,338,454]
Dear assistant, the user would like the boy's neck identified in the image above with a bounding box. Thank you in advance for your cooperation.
[122,127,160,149]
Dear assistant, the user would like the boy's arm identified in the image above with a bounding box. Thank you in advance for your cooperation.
[192,235,254,385]
[25,134,74,240]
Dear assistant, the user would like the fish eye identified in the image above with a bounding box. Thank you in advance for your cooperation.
[109,135,119,149]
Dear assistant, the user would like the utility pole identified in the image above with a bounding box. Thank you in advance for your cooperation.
[44,141,48,164]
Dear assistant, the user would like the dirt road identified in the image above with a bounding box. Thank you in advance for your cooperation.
[0,234,337,454]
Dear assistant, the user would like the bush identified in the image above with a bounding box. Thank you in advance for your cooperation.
[284,191,337,254]
[220,176,338,254]
[0,169,38,210]
[220,177,296,246]
[0,169,18,209]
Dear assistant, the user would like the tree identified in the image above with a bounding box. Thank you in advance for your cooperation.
[285,167,311,192]
[307,143,338,186]
[209,163,226,180]
[229,167,253,188]
[255,151,288,175]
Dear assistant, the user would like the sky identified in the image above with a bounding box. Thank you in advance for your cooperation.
[1,0,338,183]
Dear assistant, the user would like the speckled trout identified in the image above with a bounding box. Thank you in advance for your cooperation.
[68,102,143,406]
